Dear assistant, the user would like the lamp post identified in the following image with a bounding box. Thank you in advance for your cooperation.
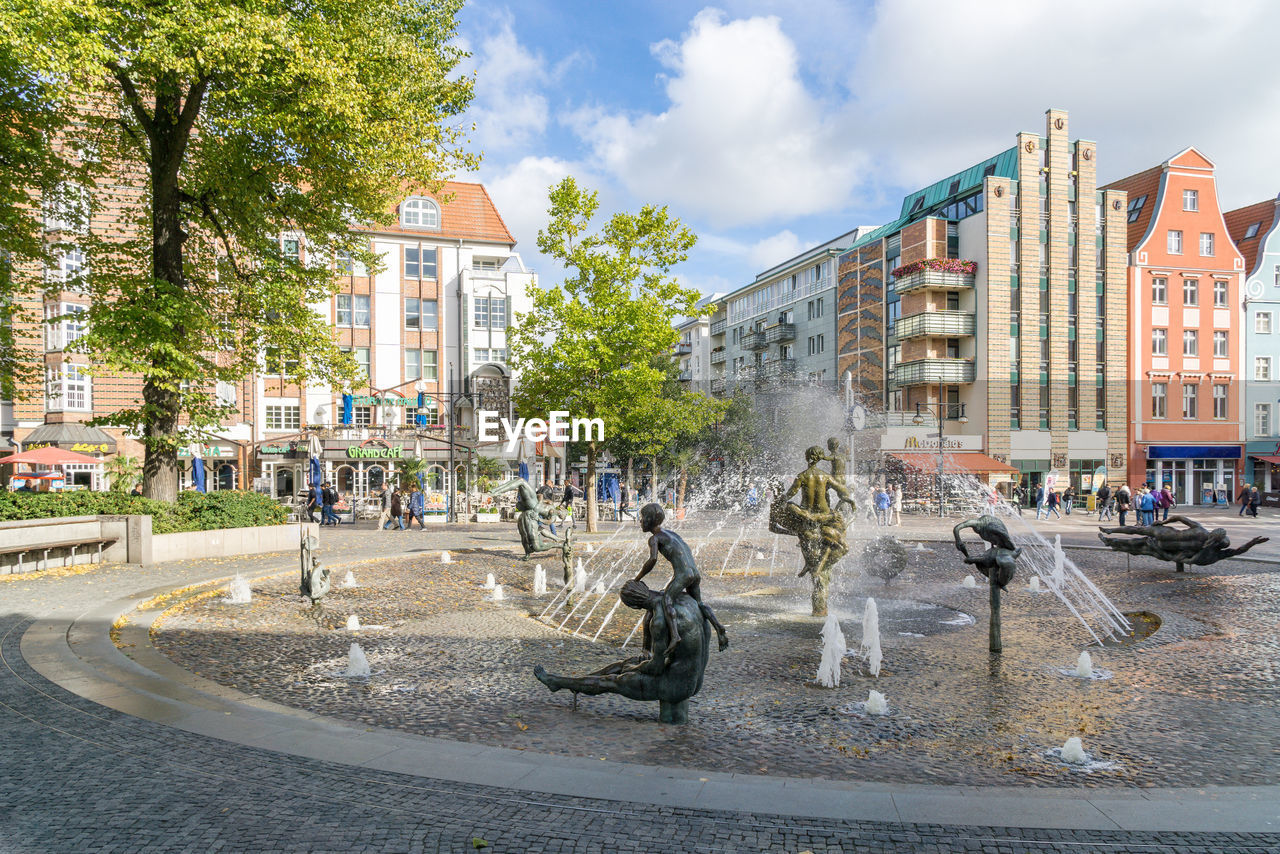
[913,385,967,517]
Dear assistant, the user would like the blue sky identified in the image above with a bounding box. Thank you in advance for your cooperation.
[454,0,1280,299]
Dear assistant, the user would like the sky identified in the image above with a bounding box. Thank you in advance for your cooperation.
[454,0,1280,300]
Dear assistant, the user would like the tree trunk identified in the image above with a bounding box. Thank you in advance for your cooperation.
[585,443,598,533]
[651,454,659,505]
[141,380,182,501]
[626,456,633,494]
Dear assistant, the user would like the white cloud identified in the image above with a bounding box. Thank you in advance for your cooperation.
[463,14,551,153]
[571,9,866,228]
[479,155,577,258]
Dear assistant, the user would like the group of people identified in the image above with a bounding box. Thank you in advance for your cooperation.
[869,484,903,526]
[375,482,429,530]
[305,481,344,526]
[1030,481,1265,525]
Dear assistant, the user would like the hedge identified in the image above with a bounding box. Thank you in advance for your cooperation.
[0,490,288,534]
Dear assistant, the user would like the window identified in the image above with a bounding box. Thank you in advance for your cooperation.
[1127,194,1147,224]
[1182,383,1197,419]
[46,303,87,350]
[1243,222,1261,240]
[474,348,488,363]
[1168,229,1183,254]
[945,338,960,358]
[1276,264,1280,288]
[1182,278,1198,306]
[342,346,371,379]
[1257,404,1273,437]
[1152,328,1167,356]
[474,297,489,328]
[353,406,373,426]
[265,405,301,431]
[946,291,960,311]
[1213,331,1228,358]
[46,364,91,411]
[1257,357,1272,381]
[1183,329,1198,356]
[337,251,354,275]
[264,347,299,377]
[1183,189,1198,211]
[490,348,506,363]
[400,197,439,228]
[54,248,86,285]
[421,299,438,330]
[405,298,420,328]
[1151,277,1167,304]
[807,335,825,355]
[1152,382,1167,418]
[281,236,301,260]
[406,349,421,380]
[1199,232,1215,257]
[403,246,438,279]
[490,297,507,328]
[336,294,370,327]
[1213,279,1228,307]
[1213,384,1228,419]
[422,350,437,380]
[44,182,89,232]
[1257,312,1273,334]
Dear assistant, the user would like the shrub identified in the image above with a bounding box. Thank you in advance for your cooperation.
[0,490,286,534]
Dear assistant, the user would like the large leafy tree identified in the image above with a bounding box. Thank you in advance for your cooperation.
[509,177,700,532]
[1,0,475,499]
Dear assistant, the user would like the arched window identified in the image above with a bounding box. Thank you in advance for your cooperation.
[401,197,439,229]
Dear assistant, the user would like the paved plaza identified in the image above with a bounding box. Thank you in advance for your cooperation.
[2,516,1279,852]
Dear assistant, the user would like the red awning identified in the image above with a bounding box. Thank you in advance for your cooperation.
[0,445,104,467]
[887,452,1018,474]
[1249,455,1280,465]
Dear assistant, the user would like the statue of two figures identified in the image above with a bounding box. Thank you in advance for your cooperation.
[490,478,575,584]
[534,503,727,724]
[769,438,855,617]
[299,532,329,622]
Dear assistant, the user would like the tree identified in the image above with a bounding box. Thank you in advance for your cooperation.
[103,454,141,493]
[508,177,700,532]
[1,0,475,500]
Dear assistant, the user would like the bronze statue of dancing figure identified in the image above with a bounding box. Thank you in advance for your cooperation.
[490,477,568,559]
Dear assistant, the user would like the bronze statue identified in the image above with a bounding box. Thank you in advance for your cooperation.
[299,532,329,621]
[1098,515,1268,572]
[491,477,566,560]
[952,515,1021,652]
[559,523,575,588]
[769,444,855,616]
[534,579,712,724]
[633,503,728,658]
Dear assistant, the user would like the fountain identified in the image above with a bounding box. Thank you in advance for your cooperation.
[591,580,606,595]
[755,550,764,560]
[340,570,357,588]
[346,614,361,631]
[1098,515,1268,572]
[344,642,371,677]
[1059,736,1087,765]
[586,542,594,553]
[441,551,452,564]
[491,584,505,601]
[861,598,882,677]
[815,613,846,688]
[490,477,569,560]
[573,559,586,594]
[865,689,888,716]
[483,573,496,590]
[863,536,908,583]
[1075,651,1093,679]
[1052,535,1066,587]
[952,516,1021,653]
[1028,575,1042,593]
[533,565,547,596]
[226,573,252,604]
[962,575,978,589]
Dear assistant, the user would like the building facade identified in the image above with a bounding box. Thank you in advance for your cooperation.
[838,109,1130,498]
[1226,193,1280,500]
[675,295,721,394]
[1104,149,1246,504]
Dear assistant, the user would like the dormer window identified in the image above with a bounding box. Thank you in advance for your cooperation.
[401,197,439,229]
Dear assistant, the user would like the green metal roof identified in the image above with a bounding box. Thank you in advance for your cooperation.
[844,145,1018,253]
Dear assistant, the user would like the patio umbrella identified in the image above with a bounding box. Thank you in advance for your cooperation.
[0,446,103,466]
[192,454,207,493]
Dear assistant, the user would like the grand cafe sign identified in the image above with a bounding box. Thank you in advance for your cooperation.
[322,438,406,460]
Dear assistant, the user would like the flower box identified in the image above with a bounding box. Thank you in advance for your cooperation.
[891,258,978,279]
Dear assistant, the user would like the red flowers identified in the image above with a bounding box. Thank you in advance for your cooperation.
[891,258,977,279]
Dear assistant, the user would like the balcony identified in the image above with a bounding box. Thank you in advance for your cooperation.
[710,378,726,394]
[677,369,693,382]
[894,269,976,295]
[742,331,767,351]
[892,358,975,386]
[764,323,796,344]
[710,349,726,364]
[710,317,726,336]
[894,311,976,340]
[675,342,693,356]
[760,358,797,380]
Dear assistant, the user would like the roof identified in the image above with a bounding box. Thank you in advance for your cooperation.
[375,181,516,245]
[1100,164,1162,252]
[20,422,118,453]
[844,147,1019,254]
[1225,197,1279,276]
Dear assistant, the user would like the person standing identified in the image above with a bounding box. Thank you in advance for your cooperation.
[1159,484,1175,521]
[890,484,903,526]
[874,487,891,526]
[619,482,633,520]
[304,484,319,523]
[1115,484,1131,527]
[1238,484,1252,517]
[1249,485,1261,518]
[1035,484,1048,520]
[320,481,339,526]
[406,484,426,529]
[375,484,390,530]
[1063,485,1076,516]
[1095,483,1112,521]
[383,487,404,530]
[1138,487,1156,526]
[1046,488,1062,519]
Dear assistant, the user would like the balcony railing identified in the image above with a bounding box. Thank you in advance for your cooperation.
[677,369,693,382]
[892,358,976,386]
[894,311,976,340]
[760,358,797,379]
[710,378,726,394]
[764,323,796,344]
[710,318,726,336]
[742,331,766,351]
[675,342,693,355]
[710,349,726,364]
[894,269,976,295]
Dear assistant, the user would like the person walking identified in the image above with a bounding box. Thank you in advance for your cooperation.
[874,487,891,526]
[1159,484,1175,521]
[304,484,319,523]
[383,487,405,530]
[1249,485,1261,518]
[1137,487,1156,526]
[1035,484,1048,520]
[375,484,391,530]
[1115,484,1131,527]
[406,484,426,529]
[1063,485,1076,516]
[320,481,339,526]
[890,484,903,526]
[1046,488,1062,519]
[619,482,634,520]
[1096,483,1113,521]
[1238,484,1252,517]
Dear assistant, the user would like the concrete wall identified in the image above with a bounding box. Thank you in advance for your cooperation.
[151,522,318,564]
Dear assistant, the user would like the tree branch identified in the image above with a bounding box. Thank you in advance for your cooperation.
[109,66,155,143]
[194,193,247,282]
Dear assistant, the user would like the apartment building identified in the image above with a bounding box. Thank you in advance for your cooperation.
[838,109,1131,498]
[1103,150,1245,504]
[675,296,721,394]
[1226,193,1280,501]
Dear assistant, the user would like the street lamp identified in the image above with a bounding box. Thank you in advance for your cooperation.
[913,388,967,517]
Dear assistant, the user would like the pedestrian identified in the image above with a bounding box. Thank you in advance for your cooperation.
[619,482,634,520]
[375,484,390,530]
[1116,484,1131,526]
[1095,483,1112,521]
[874,486,891,525]
[890,484,902,526]
[384,486,404,530]
[1249,485,1261,518]
[320,481,339,526]
[1035,484,1048,520]
[1159,484,1175,521]
[562,480,580,509]
[406,484,426,529]
[1137,487,1156,526]
[1238,484,1251,517]
[1063,485,1076,515]
[304,483,319,523]
[1046,488,1062,519]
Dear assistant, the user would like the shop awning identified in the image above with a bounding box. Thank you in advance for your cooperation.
[1249,454,1280,465]
[1146,445,1241,459]
[0,445,104,467]
[887,452,1018,474]
[20,422,117,455]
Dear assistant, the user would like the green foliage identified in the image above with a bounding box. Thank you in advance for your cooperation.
[396,457,427,491]
[0,489,286,533]
[103,454,142,493]
[0,0,476,498]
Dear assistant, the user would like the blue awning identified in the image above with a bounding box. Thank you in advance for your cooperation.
[1146,446,1241,460]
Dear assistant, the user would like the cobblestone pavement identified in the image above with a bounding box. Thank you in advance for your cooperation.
[2,525,1279,852]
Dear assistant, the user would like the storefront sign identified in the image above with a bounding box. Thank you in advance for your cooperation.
[350,395,416,406]
[259,444,293,455]
[179,445,236,458]
[880,430,983,452]
[346,441,404,459]
[22,441,111,454]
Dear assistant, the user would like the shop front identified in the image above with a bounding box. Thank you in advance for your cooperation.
[178,442,240,491]
[880,431,1018,507]
[1245,441,1280,507]
[19,422,117,489]
[1144,445,1241,506]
